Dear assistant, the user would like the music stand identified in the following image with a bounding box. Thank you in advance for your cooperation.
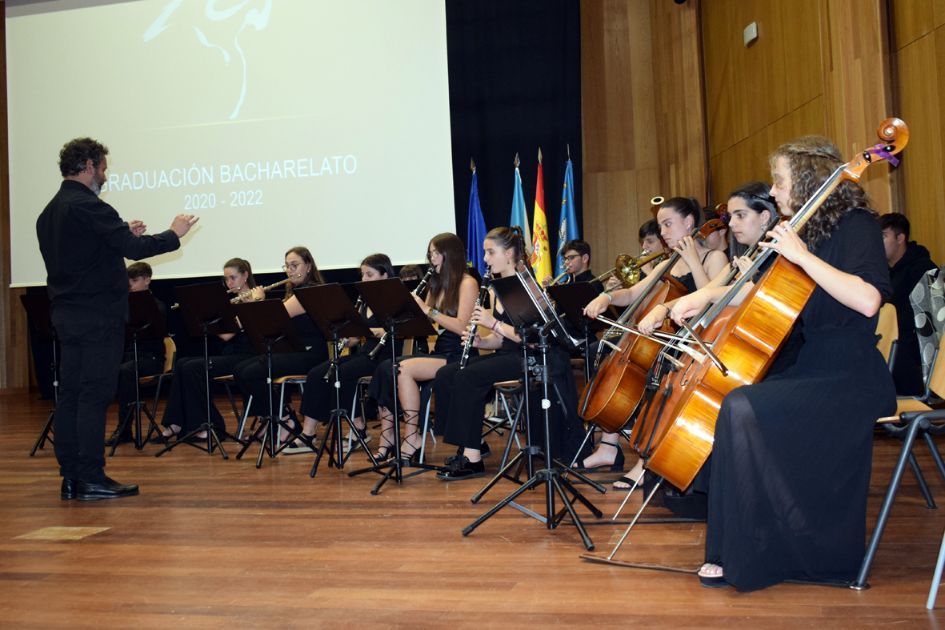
[462,272,604,550]
[232,299,306,468]
[293,284,374,475]
[21,293,57,456]
[346,278,438,494]
[110,291,167,454]
[547,282,626,469]
[155,282,241,459]
[547,282,614,382]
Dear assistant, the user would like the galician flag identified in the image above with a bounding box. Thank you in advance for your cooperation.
[509,153,532,255]
[555,156,578,276]
[530,148,552,281]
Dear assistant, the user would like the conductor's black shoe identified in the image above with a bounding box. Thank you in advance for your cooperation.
[436,457,485,481]
[104,429,134,447]
[60,478,77,501]
[76,477,139,501]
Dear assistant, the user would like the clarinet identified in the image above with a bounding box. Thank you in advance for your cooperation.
[368,267,435,360]
[334,296,364,356]
[459,270,492,369]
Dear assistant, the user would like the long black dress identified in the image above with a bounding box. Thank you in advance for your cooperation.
[704,208,896,591]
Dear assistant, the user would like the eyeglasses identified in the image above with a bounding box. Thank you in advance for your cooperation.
[282,262,303,271]
[563,254,581,261]
[427,250,439,260]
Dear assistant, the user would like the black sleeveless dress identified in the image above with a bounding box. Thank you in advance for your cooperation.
[704,209,895,591]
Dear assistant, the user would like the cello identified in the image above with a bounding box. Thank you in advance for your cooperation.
[579,218,728,433]
[639,119,908,491]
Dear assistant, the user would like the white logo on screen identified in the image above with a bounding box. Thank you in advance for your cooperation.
[144,0,273,120]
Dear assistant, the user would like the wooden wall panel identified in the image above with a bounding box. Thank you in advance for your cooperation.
[703,0,897,218]
[894,25,945,264]
[0,0,30,393]
[702,0,823,160]
[710,97,825,206]
[892,0,945,50]
[650,0,707,202]
[582,0,708,269]
[821,0,895,214]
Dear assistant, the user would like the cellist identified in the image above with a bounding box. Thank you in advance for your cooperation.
[579,197,728,473]
[613,182,779,492]
[661,137,895,591]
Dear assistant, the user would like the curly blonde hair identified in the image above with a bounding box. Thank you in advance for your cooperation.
[769,136,874,250]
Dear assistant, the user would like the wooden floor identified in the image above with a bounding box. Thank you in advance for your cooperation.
[1,393,945,628]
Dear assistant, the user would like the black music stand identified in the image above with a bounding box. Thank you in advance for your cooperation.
[462,272,604,550]
[110,291,167,454]
[22,293,57,456]
[346,278,438,494]
[156,282,241,459]
[548,282,627,469]
[232,299,306,468]
[547,282,613,382]
[294,284,375,476]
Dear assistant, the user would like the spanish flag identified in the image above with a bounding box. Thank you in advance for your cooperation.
[530,148,552,280]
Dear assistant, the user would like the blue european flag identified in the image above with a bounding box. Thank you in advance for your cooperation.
[466,167,488,275]
[555,158,578,276]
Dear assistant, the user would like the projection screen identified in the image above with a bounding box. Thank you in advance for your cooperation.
[6,0,455,286]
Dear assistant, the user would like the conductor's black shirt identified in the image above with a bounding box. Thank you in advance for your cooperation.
[36,180,180,318]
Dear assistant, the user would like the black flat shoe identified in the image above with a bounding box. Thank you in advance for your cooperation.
[76,476,139,501]
[60,478,77,501]
[436,457,485,481]
[698,575,729,589]
[104,429,134,447]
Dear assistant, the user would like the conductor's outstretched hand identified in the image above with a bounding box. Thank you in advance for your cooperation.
[171,214,199,238]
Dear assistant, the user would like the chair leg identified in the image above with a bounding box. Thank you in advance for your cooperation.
[908,452,937,509]
[853,416,925,589]
[923,431,945,484]
[237,394,253,440]
[928,526,945,609]
[419,396,434,464]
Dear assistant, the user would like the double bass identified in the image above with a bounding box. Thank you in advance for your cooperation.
[639,118,908,491]
[579,218,728,433]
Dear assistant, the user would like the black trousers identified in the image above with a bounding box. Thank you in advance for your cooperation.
[435,352,522,448]
[300,353,377,421]
[161,352,252,433]
[51,305,125,482]
[234,347,328,417]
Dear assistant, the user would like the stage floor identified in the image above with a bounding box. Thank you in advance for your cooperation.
[1,393,943,628]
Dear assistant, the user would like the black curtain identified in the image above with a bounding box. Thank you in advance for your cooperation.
[446,0,582,253]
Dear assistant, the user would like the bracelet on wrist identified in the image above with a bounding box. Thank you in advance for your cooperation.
[601,292,613,304]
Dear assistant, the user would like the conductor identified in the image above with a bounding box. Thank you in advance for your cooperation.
[36,137,198,501]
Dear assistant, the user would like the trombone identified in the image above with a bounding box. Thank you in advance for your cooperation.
[592,250,667,289]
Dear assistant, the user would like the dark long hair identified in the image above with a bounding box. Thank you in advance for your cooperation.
[484,226,528,272]
[660,197,703,228]
[426,233,469,316]
[284,246,324,297]
[361,253,394,278]
[223,257,257,288]
[726,181,778,257]
[769,136,873,250]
